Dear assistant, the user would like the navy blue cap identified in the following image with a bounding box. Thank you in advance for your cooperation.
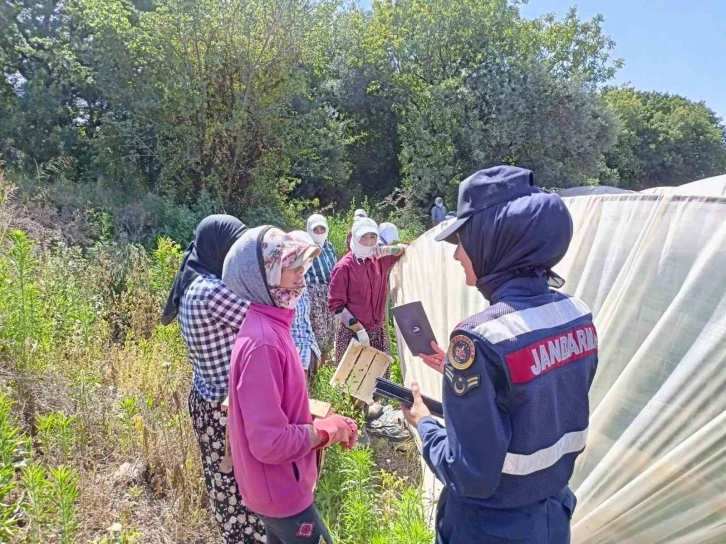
[435,166,539,243]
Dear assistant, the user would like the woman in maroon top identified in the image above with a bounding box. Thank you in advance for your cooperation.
[328,218,405,362]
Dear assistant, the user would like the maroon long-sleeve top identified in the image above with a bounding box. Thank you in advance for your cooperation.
[328,253,401,330]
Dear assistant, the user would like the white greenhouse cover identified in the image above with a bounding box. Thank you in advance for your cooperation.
[641,174,726,197]
[557,185,635,197]
[389,182,726,543]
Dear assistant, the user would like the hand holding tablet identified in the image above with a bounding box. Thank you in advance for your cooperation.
[391,301,438,356]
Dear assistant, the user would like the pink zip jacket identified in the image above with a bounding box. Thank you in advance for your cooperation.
[227,302,317,518]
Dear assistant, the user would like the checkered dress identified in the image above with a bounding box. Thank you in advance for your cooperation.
[178,274,249,402]
[305,241,337,285]
[291,288,321,371]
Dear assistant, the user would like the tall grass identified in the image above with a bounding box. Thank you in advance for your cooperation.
[0,394,83,543]
[310,373,433,543]
[0,172,431,542]
[0,394,27,540]
[0,215,215,540]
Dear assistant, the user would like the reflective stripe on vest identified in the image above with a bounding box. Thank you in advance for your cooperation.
[502,428,588,476]
[474,297,591,344]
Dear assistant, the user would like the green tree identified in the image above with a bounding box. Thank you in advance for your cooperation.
[321,59,401,202]
[398,63,617,200]
[602,88,726,189]
[3,0,724,242]
[355,0,621,205]
[0,0,91,169]
[531,7,623,86]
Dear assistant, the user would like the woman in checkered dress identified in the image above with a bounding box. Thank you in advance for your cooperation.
[304,215,338,361]
[162,215,265,543]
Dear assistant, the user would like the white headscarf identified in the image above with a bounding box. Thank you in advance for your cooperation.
[350,218,379,260]
[306,214,328,247]
[353,209,368,220]
[435,197,444,207]
[378,222,399,245]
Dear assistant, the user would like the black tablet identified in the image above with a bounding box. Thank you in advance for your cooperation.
[374,378,444,418]
[391,301,437,356]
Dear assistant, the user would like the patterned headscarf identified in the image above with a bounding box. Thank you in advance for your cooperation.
[261,228,320,309]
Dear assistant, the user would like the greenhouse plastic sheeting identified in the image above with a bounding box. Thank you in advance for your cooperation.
[557,185,635,197]
[389,189,726,543]
[641,174,726,197]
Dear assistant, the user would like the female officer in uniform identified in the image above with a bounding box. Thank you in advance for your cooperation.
[403,166,598,543]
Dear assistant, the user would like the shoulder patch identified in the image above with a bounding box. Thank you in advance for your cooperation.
[448,335,475,370]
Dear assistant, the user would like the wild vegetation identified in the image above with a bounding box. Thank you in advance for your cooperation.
[0,171,429,543]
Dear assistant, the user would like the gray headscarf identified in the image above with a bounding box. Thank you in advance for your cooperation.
[222,226,274,306]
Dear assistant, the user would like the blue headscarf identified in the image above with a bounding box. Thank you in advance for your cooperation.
[459,191,572,303]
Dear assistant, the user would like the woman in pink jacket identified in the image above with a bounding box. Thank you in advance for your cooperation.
[222,226,357,544]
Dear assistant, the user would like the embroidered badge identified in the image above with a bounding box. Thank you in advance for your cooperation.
[451,374,480,397]
[296,521,316,538]
[448,335,476,370]
[444,370,481,396]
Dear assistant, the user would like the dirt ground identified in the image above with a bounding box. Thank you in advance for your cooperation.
[365,432,423,484]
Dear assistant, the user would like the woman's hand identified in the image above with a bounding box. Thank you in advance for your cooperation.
[420,341,446,374]
[349,320,370,346]
[355,328,370,346]
[373,244,408,259]
[342,417,358,450]
[312,414,358,449]
[402,383,432,429]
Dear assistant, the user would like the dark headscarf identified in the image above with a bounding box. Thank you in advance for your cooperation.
[161,214,247,325]
[459,191,572,303]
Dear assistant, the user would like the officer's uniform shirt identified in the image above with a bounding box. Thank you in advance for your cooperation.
[418,281,598,510]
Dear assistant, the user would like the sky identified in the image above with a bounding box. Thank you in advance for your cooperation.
[359,0,726,121]
[520,0,726,121]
